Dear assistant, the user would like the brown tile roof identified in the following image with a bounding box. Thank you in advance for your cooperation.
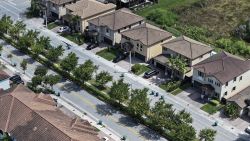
[0,70,9,81]
[228,86,250,108]
[121,23,172,46]
[0,84,99,141]
[49,0,75,5]
[66,0,116,19]
[162,36,213,59]
[194,51,250,84]
[88,8,144,31]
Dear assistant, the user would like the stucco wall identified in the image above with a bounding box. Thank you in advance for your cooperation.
[191,51,212,66]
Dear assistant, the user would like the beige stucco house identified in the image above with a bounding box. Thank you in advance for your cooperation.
[154,35,213,79]
[88,8,144,45]
[192,51,250,101]
[63,0,116,32]
[120,23,173,62]
[40,0,78,19]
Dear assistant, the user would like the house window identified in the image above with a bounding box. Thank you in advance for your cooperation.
[118,30,120,33]
[200,55,203,59]
[137,43,139,47]
[240,76,242,81]
[225,82,228,86]
[215,82,220,87]
[208,78,213,84]
[198,71,204,77]
[140,45,143,51]
[233,77,237,82]
[129,25,131,29]
[161,40,164,43]
[139,21,142,24]
[106,28,109,33]
[224,92,227,96]
[232,86,236,91]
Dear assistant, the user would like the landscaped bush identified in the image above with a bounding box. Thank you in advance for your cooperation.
[131,64,150,75]
[160,80,182,92]
[210,99,220,106]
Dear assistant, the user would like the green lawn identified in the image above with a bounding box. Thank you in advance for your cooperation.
[131,64,151,75]
[47,22,58,30]
[201,103,224,115]
[96,48,117,61]
[171,83,192,95]
[61,33,84,45]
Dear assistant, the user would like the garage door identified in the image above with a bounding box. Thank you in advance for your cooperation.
[155,62,165,70]
[103,37,113,45]
[135,52,145,61]
[193,80,202,89]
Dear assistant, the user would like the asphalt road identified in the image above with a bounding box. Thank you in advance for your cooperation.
[0,0,249,141]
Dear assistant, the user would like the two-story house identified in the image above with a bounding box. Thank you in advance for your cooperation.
[40,0,78,20]
[63,0,116,32]
[87,8,144,45]
[0,70,10,91]
[153,35,213,79]
[120,23,173,62]
[192,51,250,100]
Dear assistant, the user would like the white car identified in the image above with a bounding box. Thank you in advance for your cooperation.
[57,26,70,33]
[102,137,109,141]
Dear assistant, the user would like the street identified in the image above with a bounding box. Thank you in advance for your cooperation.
[0,0,248,141]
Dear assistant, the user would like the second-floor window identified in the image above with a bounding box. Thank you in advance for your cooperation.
[225,82,228,86]
[208,78,213,84]
[232,86,236,91]
[233,77,237,82]
[106,28,109,33]
[198,71,204,77]
[215,82,220,87]
[240,76,242,81]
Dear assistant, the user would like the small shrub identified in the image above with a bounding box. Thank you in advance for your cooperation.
[210,99,220,106]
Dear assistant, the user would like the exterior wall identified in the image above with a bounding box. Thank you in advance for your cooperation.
[79,9,116,32]
[0,79,10,91]
[192,69,250,100]
[88,20,144,45]
[191,51,213,66]
[221,70,250,99]
[192,69,222,95]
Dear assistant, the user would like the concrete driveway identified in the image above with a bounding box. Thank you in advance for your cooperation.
[177,87,205,108]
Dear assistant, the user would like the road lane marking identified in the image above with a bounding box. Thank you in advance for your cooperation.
[0,5,19,19]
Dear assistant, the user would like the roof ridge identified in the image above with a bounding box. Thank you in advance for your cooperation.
[4,95,15,131]
[188,41,193,59]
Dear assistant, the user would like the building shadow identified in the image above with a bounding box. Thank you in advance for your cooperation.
[95,104,117,116]
[235,133,250,141]
[61,82,81,92]
[11,49,25,56]
[26,57,36,64]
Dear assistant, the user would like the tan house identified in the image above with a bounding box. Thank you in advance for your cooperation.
[88,8,144,45]
[120,23,173,62]
[192,51,250,101]
[154,35,213,79]
[40,0,78,19]
[63,0,116,32]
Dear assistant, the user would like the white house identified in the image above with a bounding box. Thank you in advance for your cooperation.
[0,70,10,91]
[192,51,250,100]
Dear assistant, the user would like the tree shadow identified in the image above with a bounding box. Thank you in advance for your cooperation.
[96,104,117,116]
[11,49,25,56]
[26,57,36,64]
[235,133,250,141]
[61,82,81,92]
[139,128,161,140]
[118,116,139,127]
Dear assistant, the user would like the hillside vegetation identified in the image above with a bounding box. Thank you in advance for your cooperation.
[136,0,250,58]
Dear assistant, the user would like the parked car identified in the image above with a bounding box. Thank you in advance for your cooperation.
[143,69,159,79]
[86,43,98,50]
[102,137,109,141]
[245,125,250,134]
[57,26,70,33]
[113,53,128,63]
[9,75,24,85]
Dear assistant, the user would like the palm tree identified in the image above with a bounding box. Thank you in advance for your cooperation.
[37,36,51,49]
[70,15,81,33]
[0,14,13,34]
[168,56,187,79]
[199,128,217,141]
[9,20,26,40]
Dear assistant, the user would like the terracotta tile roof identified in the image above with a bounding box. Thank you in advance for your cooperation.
[228,86,250,108]
[162,36,213,59]
[121,23,172,46]
[194,51,250,84]
[0,85,99,141]
[88,8,144,31]
[66,0,116,19]
[0,70,9,81]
